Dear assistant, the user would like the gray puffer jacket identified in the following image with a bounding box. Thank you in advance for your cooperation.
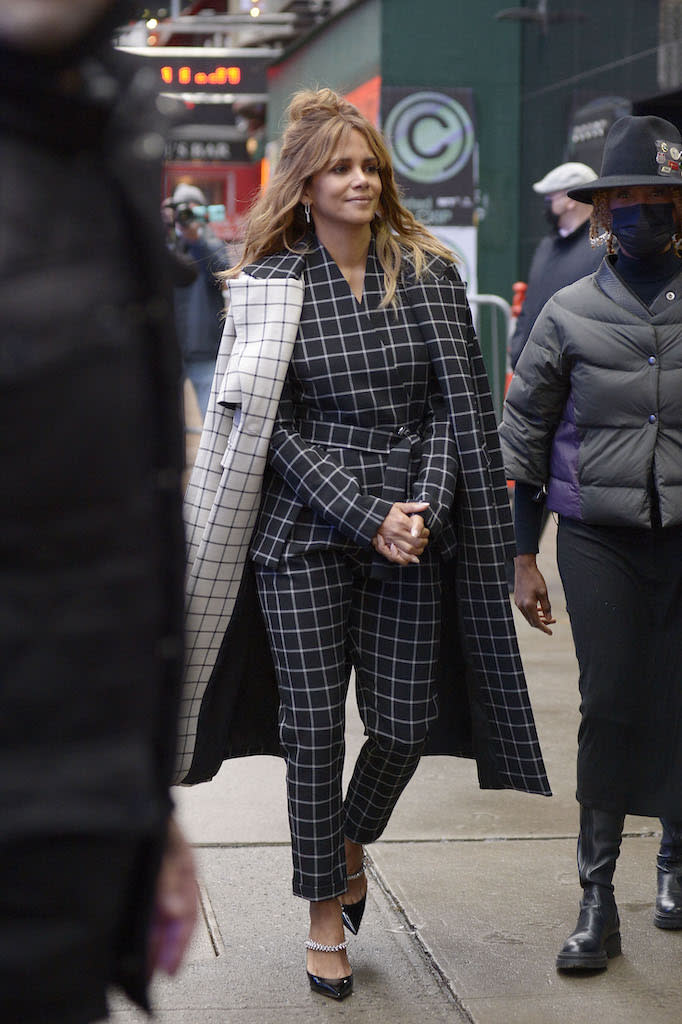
[500,255,682,528]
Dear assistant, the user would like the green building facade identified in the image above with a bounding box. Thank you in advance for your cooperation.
[266,0,523,302]
[263,0,682,408]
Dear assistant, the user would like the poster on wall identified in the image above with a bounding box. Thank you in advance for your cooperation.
[381,86,477,291]
[431,226,477,297]
[381,86,476,226]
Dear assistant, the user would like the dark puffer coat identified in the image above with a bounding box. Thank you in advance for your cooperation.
[0,37,185,1010]
[501,256,682,527]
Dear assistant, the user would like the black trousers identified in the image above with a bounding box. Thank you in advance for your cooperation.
[557,516,682,819]
[256,548,441,901]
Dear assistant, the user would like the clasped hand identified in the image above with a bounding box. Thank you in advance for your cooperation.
[372,501,430,565]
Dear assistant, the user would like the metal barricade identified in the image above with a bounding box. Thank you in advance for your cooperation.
[467,293,512,422]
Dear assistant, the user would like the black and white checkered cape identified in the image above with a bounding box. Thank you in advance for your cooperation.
[176,248,551,797]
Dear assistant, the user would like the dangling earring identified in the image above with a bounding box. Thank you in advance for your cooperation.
[304,202,311,224]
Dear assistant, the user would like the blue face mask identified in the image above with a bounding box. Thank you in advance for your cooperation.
[611,203,675,259]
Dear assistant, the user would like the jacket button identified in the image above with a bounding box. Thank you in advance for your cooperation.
[649,414,657,423]
[648,355,656,365]
[666,291,676,301]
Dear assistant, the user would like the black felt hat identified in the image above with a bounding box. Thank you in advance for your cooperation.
[567,115,682,204]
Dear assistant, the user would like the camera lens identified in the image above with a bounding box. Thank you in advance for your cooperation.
[175,204,194,226]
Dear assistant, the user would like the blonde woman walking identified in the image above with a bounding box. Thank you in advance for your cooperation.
[178,88,549,1000]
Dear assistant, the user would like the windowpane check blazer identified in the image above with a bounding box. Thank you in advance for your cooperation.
[176,247,551,798]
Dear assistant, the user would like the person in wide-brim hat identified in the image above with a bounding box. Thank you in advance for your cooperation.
[567,114,682,255]
[500,111,682,978]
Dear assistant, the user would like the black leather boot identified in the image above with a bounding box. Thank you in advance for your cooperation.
[556,806,625,970]
[654,819,682,930]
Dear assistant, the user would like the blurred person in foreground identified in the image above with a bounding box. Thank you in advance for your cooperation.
[509,161,601,370]
[501,115,682,972]
[175,87,550,1001]
[0,2,197,1021]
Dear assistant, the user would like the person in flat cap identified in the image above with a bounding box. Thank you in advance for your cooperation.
[172,183,208,206]
[509,161,600,369]
[501,114,682,972]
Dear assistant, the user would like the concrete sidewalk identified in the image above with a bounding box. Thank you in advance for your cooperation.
[110,517,682,1024]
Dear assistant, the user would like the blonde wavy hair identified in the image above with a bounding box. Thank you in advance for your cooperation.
[226,88,456,306]
[589,186,682,256]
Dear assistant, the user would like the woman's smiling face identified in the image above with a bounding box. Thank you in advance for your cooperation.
[302,128,382,235]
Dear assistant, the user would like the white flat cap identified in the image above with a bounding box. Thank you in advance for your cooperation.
[532,162,598,195]
[172,183,207,205]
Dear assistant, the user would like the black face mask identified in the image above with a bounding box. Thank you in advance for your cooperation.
[543,197,560,233]
[611,203,675,259]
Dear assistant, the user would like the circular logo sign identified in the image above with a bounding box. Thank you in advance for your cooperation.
[384,91,474,184]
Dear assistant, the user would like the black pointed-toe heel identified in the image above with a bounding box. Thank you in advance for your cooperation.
[341,856,368,935]
[341,895,366,935]
[305,939,353,1000]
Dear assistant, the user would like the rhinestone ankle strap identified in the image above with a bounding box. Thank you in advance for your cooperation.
[305,938,348,953]
[346,855,368,882]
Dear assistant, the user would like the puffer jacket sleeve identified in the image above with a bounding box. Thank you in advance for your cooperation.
[499,297,571,487]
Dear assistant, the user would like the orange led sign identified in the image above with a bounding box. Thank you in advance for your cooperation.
[136,53,267,94]
[160,65,242,87]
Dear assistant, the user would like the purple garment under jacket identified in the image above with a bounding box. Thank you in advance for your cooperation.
[546,393,582,520]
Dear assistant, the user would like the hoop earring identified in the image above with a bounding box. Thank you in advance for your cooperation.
[304,202,311,224]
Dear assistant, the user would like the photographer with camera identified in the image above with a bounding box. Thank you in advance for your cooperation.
[170,183,231,417]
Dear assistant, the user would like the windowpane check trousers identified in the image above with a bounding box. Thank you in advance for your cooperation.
[255,547,441,901]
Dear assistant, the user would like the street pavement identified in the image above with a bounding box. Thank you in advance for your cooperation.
[110,394,681,1022]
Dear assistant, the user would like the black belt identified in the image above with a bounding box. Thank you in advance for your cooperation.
[297,418,421,499]
[297,418,420,455]
[297,417,423,579]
